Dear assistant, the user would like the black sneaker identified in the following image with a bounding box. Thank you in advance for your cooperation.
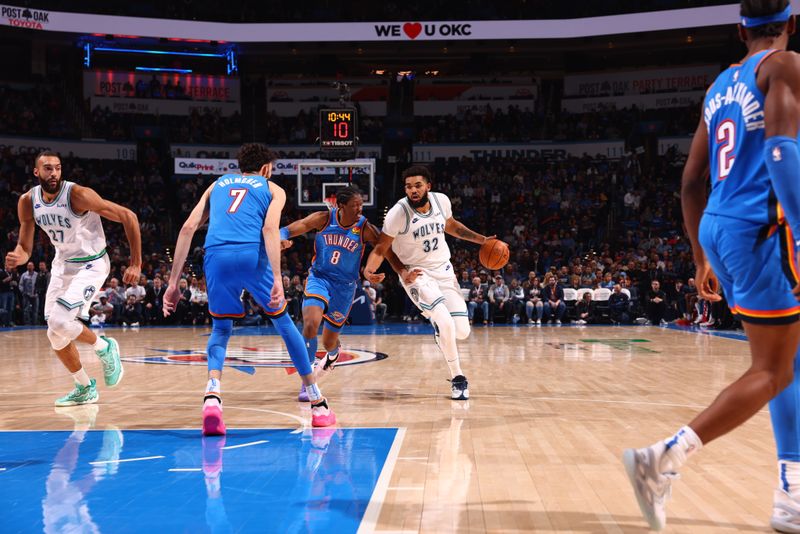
[450,375,469,400]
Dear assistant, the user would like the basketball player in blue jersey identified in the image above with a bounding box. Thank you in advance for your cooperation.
[280,187,406,401]
[623,2,800,531]
[163,143,336,433]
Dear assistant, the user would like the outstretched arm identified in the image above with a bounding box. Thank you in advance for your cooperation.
[164,185,212,315]
[71,184,142,284]
[363,222,407,278]
[445,217,493,245]
[279,210,329,249]
[264,182,287,308]
[5,193,35,270]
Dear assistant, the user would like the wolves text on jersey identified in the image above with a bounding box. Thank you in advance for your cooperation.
[36,213,72,229]
[412,222,445,241]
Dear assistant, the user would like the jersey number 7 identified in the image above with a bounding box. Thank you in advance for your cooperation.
[228,188,248,213]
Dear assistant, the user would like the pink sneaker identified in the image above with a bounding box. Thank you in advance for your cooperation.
[311,399,337,427]
[202,401,226,436]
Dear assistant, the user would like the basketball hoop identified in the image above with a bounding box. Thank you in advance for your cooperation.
[324,195,337,210]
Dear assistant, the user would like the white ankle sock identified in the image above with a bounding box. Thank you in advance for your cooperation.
[72,368,91,387]
[660,425,703,472]
[306,383,322,402]
[779,460,800,497]
[93,337,109,352]
[205,378,221,399]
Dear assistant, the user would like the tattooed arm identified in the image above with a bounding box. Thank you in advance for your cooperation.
[445,217,493,245]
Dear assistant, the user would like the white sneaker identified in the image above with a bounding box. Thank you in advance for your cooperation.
[772,489,800,533]
[555,320,562,325]
[622,446,679,531]
[536,319,541,326]
[313,347,340,383]
[660,319,668,326]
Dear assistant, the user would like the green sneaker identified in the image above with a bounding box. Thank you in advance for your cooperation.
[55,379,99,407]
[97,336,124,388]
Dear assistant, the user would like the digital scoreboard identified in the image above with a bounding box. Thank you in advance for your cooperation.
[319,108,357,160]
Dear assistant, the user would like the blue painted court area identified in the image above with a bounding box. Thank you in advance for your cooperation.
[1,427,398,533]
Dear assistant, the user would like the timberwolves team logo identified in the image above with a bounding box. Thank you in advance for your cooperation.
[83,286,96,301]
[122,347,387,374]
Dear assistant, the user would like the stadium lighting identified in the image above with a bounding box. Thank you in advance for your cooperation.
[135,67,193,73]
[94,47,225,58]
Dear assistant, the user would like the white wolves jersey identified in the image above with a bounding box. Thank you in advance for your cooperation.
[383,192,452,269]
[31,181,107,263]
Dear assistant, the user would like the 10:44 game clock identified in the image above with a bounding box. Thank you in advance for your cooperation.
[319,108,358,160]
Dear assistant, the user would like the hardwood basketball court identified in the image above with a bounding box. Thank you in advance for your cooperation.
[0,323,777,533]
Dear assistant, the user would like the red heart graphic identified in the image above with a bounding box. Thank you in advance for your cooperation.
[403,22,422,39]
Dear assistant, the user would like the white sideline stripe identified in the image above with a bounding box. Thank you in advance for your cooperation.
[90,455,164,465]
[0,468,6,472]
[169,468,202,472]
[222,440,268,450]
[357,427,407,534]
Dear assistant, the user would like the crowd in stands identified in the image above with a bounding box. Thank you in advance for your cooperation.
[1,142,733,329]
[0,84,79,138]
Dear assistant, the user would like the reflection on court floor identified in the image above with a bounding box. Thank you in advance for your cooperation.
[1,424,399,533]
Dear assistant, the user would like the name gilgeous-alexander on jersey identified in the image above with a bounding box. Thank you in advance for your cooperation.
[31,181,106,262]
[383,192,453,269]
[704,49,790,226]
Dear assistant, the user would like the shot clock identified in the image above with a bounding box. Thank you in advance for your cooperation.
[319,108,358,160]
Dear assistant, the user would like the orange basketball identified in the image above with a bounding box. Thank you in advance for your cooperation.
[479,239,510,270]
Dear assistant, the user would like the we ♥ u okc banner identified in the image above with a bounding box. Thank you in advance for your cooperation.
[2,4,798,41]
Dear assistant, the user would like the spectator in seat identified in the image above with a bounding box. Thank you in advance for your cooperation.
[542,275,566,325]
[524,276,544,325]
[508,278,525,324]
[190,278,209,326]
[488,275,510,324]
[144,276,167,324]
[609,283,631,324]
[122,294,143,326]
[647,280,667,326]
[90,294,114,327]
[575,291,594,325]
[467,276,489,325]
[105,277,126,324]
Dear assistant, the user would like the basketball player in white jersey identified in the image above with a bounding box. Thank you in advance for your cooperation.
[365,165,493,400]
[5,152,142,406]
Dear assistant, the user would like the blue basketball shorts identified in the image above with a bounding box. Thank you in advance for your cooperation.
[204,244,287,318]
[303,271,357,332]
[699,213,800,325]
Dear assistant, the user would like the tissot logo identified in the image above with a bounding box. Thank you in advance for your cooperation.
[374,22,473,39]
[2,7,50,30]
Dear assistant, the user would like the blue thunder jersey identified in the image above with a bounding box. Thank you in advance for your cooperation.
[704,49,790,226]
[204,173,273,249]
[310,208,367,283]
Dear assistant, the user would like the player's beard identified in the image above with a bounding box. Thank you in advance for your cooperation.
[408,192,429,209]
[39,176,62,195]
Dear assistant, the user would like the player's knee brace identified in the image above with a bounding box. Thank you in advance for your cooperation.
[46,308,82,350]
[454,316,471,340]
[206,318,233,372]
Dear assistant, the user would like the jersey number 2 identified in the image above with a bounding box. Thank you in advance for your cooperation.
[228,189,248,213]
[716,120,736,180]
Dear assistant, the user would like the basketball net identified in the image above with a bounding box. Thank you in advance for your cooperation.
[324,194,337,210]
